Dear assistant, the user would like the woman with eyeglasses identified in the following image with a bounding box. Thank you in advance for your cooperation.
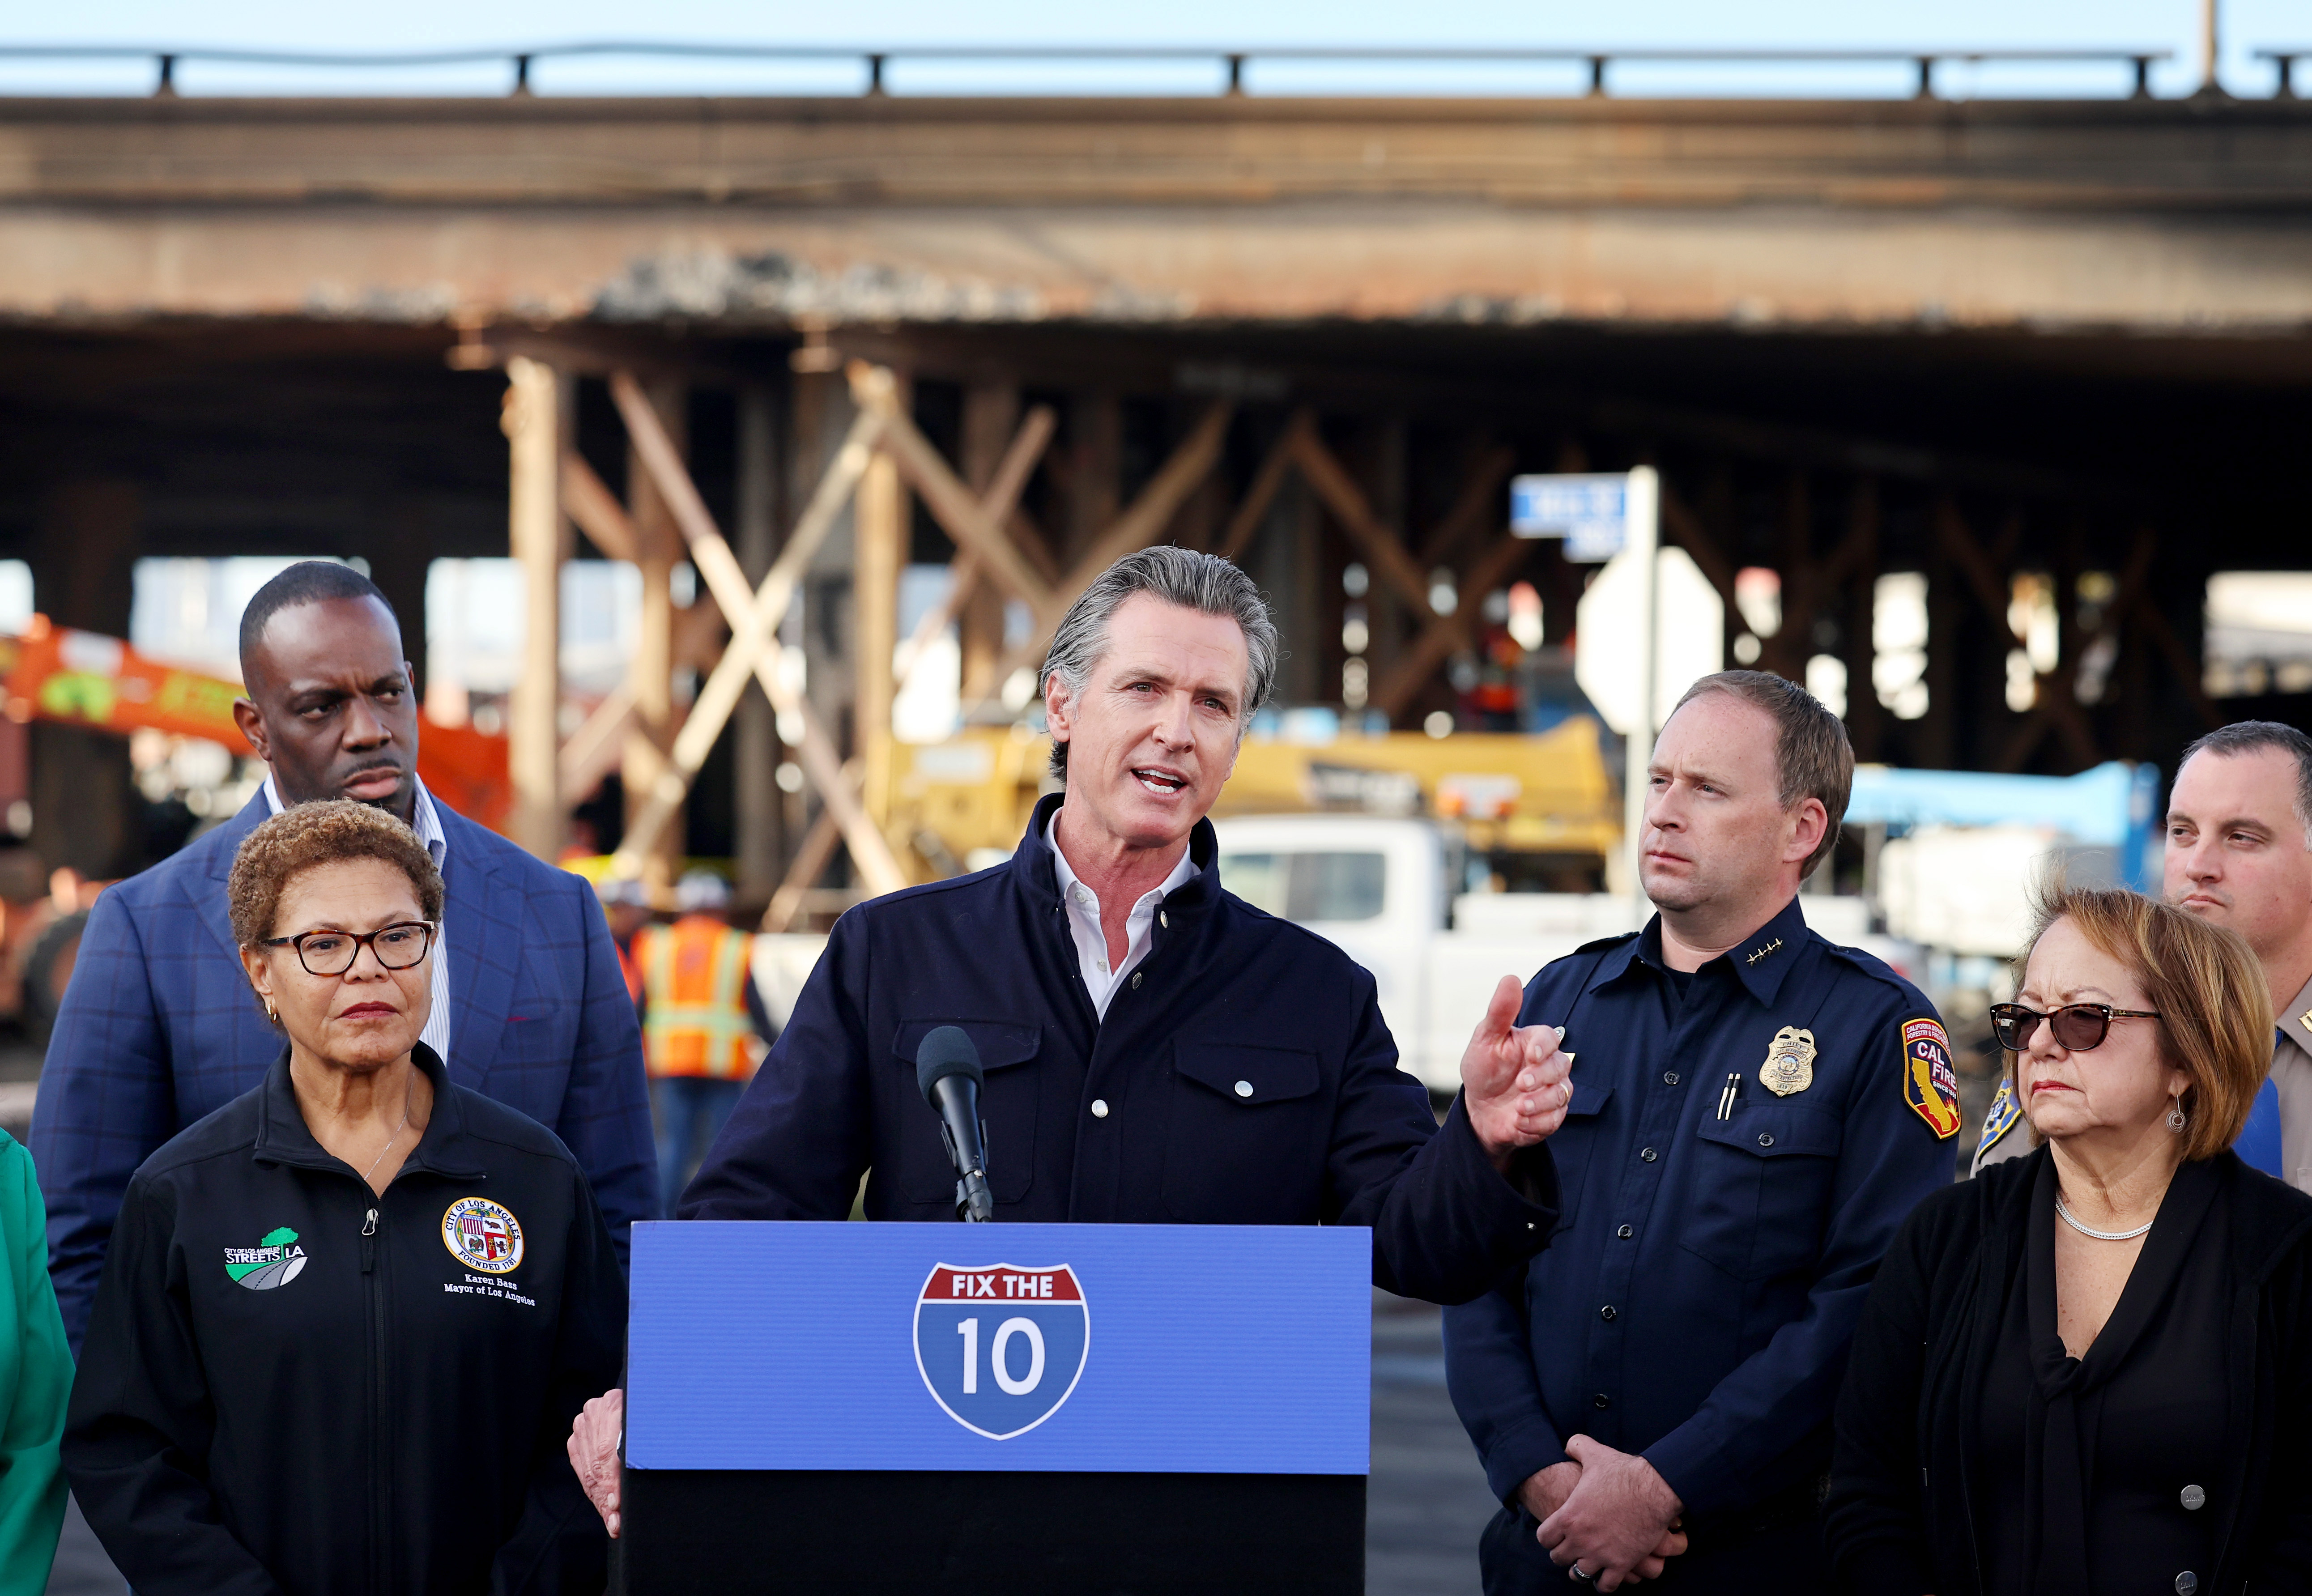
[63,800,625,1596]
[1824,884,2312,1596]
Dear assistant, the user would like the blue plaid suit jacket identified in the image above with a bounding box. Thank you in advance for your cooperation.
[30,792,656,1349]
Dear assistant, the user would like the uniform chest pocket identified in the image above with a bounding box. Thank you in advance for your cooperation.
[1541,1080,1615,1236]
[1678,1103,1843,1281]
[1160,1043,1324,1224]
[891,1019,1042,1206]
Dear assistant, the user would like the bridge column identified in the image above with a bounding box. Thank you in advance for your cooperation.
[27,481,141,881]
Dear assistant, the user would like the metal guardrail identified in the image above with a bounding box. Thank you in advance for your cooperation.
[2255,49,2310,97]
[0,43,2198,102]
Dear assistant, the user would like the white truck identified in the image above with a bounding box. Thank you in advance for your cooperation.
[754,812,1889,1096]
[1210,814,1640,1093]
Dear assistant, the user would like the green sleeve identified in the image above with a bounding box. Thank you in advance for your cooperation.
[0,1134,67,1596]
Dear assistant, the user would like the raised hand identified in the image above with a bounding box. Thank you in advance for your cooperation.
[567,1387,626,1537]
[1461,973,1573,1170]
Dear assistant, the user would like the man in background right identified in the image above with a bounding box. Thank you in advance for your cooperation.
[1974,719,2311,1186]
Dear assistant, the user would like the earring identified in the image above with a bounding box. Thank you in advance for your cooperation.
[264,1000,280,1026]
[2167,1094,2188,1133]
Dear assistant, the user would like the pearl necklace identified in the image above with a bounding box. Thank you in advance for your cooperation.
[2055,1194,2154,1242]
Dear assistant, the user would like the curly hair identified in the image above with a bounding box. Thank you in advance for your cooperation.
[228,799,444,951]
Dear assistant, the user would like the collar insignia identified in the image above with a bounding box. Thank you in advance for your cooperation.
[1759,1026,1816,1095]
[1745,937,1784,967]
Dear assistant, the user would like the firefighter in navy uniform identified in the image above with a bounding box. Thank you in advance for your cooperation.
[1444,672,1958,1594]
[64,802,625,1596]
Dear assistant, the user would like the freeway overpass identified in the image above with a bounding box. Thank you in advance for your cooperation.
[0,62,2306,894]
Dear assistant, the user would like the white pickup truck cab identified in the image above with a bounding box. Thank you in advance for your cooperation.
[754,812,1890,1099]
[1210,814,1640,1094]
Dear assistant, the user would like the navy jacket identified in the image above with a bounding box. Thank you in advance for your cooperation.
[66,1045,624,1596]
[681,795,1556,1305]
[33,793,656,1350]
[1443,896,1956,1519]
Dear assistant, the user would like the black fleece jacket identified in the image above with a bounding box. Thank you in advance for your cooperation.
[63,1044,626,1596]
[1824,1147,2312,1596]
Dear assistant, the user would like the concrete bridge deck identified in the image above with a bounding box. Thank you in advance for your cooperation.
[3,93,2310,332]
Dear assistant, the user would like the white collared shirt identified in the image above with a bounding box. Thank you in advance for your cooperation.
[262,774,453,1059]
[1047,816,1198,1021]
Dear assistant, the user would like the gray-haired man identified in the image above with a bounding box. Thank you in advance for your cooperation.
[567,546,1575,1532]
[1974,719,2312,1184]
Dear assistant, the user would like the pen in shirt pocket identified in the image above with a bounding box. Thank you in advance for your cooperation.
[1716,1073,1742,1120]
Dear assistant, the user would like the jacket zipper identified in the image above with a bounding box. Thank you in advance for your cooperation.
[361,1205,383,1596]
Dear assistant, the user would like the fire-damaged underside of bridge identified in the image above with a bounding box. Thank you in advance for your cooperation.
[1,87,2308,890]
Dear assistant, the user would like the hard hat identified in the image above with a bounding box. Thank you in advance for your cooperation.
[675,871,732,913]
[595,875,648,908]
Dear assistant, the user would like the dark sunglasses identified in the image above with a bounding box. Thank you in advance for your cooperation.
[262,922,435,978]
[1988,1001,2162,1054]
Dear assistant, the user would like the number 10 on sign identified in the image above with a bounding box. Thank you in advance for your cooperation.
[915,1263,1090,1440]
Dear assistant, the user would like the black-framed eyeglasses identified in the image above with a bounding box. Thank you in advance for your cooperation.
[262,922,435,977]
[1988,1001,2162,1054]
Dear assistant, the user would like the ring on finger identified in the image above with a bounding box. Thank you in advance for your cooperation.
[1567,1566,1595,1585]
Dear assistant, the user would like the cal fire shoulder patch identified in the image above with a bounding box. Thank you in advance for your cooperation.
[1901,1017,1962,1140]
[442,1196,524,1275]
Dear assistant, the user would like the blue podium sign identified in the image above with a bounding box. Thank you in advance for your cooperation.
[626,1221,1370,1475]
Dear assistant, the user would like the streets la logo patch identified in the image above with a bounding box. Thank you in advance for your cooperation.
[225,1227,307,1290]
[441,1197,524,1274]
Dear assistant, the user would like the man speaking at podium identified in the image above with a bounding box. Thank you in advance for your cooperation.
[570,546,1572,1529]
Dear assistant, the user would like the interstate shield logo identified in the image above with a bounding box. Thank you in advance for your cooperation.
[915,1264,1089,1440]
[224,1226,307,1290]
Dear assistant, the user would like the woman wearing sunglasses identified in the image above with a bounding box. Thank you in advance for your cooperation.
[1824,883,2312,1596]
[63,800,625,1596]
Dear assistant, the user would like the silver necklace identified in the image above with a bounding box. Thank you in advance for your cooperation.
[2055,1194,2154,1242]
[358,1075,416,1187]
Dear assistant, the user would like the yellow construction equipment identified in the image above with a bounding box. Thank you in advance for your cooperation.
[884,717,1620,878]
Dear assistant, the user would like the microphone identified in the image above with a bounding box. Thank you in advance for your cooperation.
[916,1026,994,1223]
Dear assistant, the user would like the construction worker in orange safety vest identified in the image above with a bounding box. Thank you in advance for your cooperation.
[593,875,650,1012]
[633,871,779,1216]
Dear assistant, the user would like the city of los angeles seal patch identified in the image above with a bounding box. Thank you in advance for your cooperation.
[441,1196,524,1274]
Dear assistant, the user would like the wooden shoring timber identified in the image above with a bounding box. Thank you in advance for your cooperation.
[762,761,862,934]
[848,364,1060,620]
[560,451,639,562]
[1370,531,1536,721]
[975,399,1238,688]
[1656,484,1741,609]
[1289,425,1437,624]
[606,371,907,895]
[1841,477,1884,762]
[503,356,563,860]
[895,404,1058,700]
[1930,495,2104,770]
[1214,410,1312,563]
[1418,443,1518,567]
[558,682,639,802]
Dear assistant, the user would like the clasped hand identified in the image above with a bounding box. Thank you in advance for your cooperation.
[1523,1437,1687,1591]
[1462,974,1574,1170]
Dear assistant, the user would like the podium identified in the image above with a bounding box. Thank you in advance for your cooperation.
[619,1221,1371,1595]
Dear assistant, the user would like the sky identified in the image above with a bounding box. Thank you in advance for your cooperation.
[0,0,2300,100]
